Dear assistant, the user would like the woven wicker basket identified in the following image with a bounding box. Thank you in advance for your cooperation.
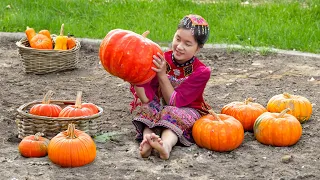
[16,35,81,74]
[16,100,103,139]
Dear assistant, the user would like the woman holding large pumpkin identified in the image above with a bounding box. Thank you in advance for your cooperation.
[130,14,212,160]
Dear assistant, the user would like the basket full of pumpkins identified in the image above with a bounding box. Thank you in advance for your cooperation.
[15,90,103,139]
[16,24,81,74]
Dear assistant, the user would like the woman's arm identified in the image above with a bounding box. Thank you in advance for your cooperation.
[152,52,174,104]
[134,85,149,104]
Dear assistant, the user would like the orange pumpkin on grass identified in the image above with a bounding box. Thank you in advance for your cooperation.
[99,29,163,85]
[221,97,267,131]
[192,109,244,152]
[29,90,62,117]
[18,132,50,158]
[253,108,302,146]
[48,123,96,167]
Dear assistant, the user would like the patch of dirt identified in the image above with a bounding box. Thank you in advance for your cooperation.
[0,36,319,180]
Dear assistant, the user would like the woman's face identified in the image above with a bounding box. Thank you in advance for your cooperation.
[172,28,200,63]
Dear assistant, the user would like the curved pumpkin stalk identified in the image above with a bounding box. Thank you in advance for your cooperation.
[244,97,254,105]
[74,91,83,109]
[208,109,222,122]
[141,30,150,38]
[66,123,77,139]
[283,92,291,98]
[277,108,291,118]
[42,90,54,104]
[34,132,44,141]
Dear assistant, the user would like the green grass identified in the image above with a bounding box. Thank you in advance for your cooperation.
[0,0,319,53]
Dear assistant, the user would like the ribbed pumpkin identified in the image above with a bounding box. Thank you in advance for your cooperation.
[18,132,50,158]
[29,90,62,117]
[48,123,96,167]
[221,97,267,131]
[82,103,99,114]
[99,29,163,85]
[253,109,302,146]
[267,92,312,123]
[30,34,53,49]
[59,91,94,117]
[192,109,244,152]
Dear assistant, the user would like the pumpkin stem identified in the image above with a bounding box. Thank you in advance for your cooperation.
[283,92,291,98]
[278,108,291,118]
[244,97,254,105]
[59,23,65,36]
[74,91,83,109]
[67,123,77,139]
[208,109,222,121]
[42,90,54,104]
[34,132,44,141]
[142,30,150,38]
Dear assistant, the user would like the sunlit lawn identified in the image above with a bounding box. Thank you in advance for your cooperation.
[0,0,319,53]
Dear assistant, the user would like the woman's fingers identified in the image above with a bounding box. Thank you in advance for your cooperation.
[151,67,160,72]
[153,54,164,67]
[152,53,166,73]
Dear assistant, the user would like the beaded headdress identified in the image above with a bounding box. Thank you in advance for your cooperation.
[178,14,210,46]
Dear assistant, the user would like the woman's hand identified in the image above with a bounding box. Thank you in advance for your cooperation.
[151,52,174,104]
[152,52,166,77]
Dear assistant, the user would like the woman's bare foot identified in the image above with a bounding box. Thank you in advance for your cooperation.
[147,133,170,160]
[139,135,152,158]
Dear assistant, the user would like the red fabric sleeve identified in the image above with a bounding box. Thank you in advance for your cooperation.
[171,66,211,107]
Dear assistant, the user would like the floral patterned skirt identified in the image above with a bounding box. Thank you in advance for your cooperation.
[132,99,201,146]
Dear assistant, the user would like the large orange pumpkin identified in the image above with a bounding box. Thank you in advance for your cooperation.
[192,109,244,152]
[48,123,96,167]
[59,91,94,117]
[221,97,267,131]
[253,109,302,147]
[99,29,163,85]
[18,132,50,158]
[29,90,62,117]
[267,92,312,123]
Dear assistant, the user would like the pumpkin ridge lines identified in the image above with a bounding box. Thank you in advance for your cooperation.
[79,136,91,163]
[102,31,128,74]
[78,133,96,165]
[118,35,140,81]
[124,33,156,84]
[56,139,67,166]
[48,133,63,162]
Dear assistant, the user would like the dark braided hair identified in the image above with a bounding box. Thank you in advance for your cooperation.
[177,14,210,48]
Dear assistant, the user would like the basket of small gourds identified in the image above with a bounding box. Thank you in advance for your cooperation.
[16,23,81,74]
[15,90,103,139]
